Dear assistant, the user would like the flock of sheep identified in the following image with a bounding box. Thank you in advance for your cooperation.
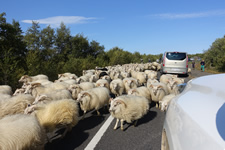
[0,61,186,150]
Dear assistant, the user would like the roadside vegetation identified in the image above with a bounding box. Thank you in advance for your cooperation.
[1,12,225,89]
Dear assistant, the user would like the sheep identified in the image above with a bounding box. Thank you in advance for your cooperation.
[146,78,159,89]
[33,89,73,105]
[68,82,95,99]
[127,86,151,103]
[159,94,176,111]
[109,95,149,131]
[95,79,110,90]
[123,77,138,94]
[0,114,46,150]
[19,74,49,83]
[166,79,179,94]
[0,85,13,95]
[0,94,35,119]
[24,99,79,141]
[101,75,112,83]
[89,74,99,82]
[76,75,90,84]
[146,70,158,80]
[13,88,25,96]
[76,87,110,119]
[110,79,125,97]
[24,82,68,98]
[159,74,177,85]
[135,72,148,86]
[58,72,78,80]
[149,83,167,108]
[0,94,11,102]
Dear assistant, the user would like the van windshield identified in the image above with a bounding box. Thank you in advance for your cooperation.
[166,52,186,60]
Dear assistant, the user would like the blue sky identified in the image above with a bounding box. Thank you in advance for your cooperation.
[1,0,225,55]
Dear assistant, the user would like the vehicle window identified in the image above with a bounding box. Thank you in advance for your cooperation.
[166,52,186,60]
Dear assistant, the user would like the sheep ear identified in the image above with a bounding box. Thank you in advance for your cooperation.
[109,98,113,103]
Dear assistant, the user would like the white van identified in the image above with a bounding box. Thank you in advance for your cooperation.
[161,52,188,75]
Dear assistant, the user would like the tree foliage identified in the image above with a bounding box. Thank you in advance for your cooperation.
[204,36,225,71]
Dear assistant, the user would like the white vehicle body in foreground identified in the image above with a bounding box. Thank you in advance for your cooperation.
[162,74,225,150]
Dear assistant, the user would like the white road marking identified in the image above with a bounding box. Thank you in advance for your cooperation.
[84,115,114,150]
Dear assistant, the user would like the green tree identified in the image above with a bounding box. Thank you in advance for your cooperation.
[204,36,225,71]
[71,34,89,58]
[24,21,41,51]
[0,12,27,88]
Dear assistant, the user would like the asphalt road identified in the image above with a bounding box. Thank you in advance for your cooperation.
[45,67,212,150]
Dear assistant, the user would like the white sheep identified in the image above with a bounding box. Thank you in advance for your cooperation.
[146,78,159,89]
[77,87,110,119]
[58,72,78,80]
[0,94,35,119]
[13,88,25,96]
[110,79,125,97]
[76,75,90,84]
[0,94,11,102]
[146,70,158,80]
[89,74,99,82]
[123,77,138,94]
[0,85,13,95]
[24,99,79,141]
[95,79,110,90]
[24,82,68,98]
[109,95,149,131]
[0,114,46,150]
[33,89,72,105]
[159,94,176,111]
[127,86,151,103]
[166,79,179,94]
[68,82,95,99]
[159,74,177,85]
[149,83,167,108]
[19,74,49,83]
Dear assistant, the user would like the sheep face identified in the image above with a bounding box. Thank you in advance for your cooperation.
[77,92,91,112]
[33,95,48,105]
[109,100,126,115]
[13,88,25,96]
[167,80,178,90]
[24,104,36,114]
[151,85,164,96]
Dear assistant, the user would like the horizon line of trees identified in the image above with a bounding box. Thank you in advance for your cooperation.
[1,12,225,90]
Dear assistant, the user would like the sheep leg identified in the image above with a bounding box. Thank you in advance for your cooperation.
[61,126,71,139]
[133,120,138,127]
[114,118,119,130]
[120,119,124,131]
[156,102,159,108]
[97,110,100,116]
[81,112,86,120]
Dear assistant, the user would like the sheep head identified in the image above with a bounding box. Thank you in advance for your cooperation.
[109,99,126,114]
[24,104,36,114]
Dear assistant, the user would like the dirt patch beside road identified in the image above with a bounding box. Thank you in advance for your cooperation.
[185,66,213,82]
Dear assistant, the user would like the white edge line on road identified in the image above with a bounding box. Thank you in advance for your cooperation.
[84,115,114,150]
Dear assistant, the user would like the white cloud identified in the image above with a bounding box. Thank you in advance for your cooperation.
[22,16,96,27]
[151,10,225,19]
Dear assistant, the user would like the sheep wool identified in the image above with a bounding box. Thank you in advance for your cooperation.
[0,114,46,150]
